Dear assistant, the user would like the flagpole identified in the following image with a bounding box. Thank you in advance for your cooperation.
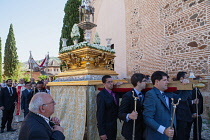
[30,62,32,78]
[46,52,49,81]
[30,51,32,78]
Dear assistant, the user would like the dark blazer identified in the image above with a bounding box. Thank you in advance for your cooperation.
[174,90,193,122]
[0,87,18,110]
[191,88,203,115]
[96,88,119,140]
[18,112,65,140]
[118,89,145,140]
[21,89,33,113]
[143,87,188,140]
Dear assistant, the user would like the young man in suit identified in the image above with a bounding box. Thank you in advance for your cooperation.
[174,72,199,140]
[33,81,47,94]
[21,82,33,117]
[19,92,65,140]
[143,71,188,140]
[0,79,18,133]
[189,77,204,140]
[118,73,147,140]
[96,75,119,140]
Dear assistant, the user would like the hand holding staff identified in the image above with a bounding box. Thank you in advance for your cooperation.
[168,98,181,140]
[132,91,139,140]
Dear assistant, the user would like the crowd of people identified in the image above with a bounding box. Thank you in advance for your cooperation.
[97,71,204,140]
[0,71,205,140]
[0,78,50,133]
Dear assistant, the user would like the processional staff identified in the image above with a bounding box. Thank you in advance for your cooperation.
[193,83,205,140]
[132,91,139,140]
[168,98,181,140]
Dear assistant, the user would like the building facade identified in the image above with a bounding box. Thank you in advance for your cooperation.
[92,0,210,118]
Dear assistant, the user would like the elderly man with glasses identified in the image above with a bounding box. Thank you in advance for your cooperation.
[18,92,65,140]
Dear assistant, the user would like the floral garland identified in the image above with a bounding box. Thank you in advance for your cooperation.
[59,42,115,54]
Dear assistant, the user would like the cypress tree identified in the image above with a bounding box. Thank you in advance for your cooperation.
[59,0,84,51]
[0,37,2,82]
[3,24,19,78]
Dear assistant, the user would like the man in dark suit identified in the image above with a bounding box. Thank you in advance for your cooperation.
[21,82,33,117]
[32,81,47,95]
[96,75,119,140]
[118,73,146,140]
[0,79,18,133]
[174,71,199,140]
[19,92,65,140]
[189,87,204,140]
[143,71,189,140]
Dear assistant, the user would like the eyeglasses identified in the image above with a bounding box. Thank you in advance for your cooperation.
[106,81,113,84]
[142,80,147,82]
[42,100,55,106]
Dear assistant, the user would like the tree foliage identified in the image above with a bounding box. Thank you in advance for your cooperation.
[59,0,84,51]
[3,62,30,82]
[38,75,48,80]
[3,24,19,78]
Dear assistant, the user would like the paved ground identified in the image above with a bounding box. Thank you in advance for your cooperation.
[0,111,209,140]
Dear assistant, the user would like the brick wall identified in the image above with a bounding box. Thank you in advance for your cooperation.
[93,0,210,118]
[124,0,210,118]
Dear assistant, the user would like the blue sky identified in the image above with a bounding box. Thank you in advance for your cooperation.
[0,0,67,62]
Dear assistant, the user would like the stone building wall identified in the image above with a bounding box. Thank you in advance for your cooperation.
[93,0,210,118]
[125,0,210,78]
[124,0,210,118]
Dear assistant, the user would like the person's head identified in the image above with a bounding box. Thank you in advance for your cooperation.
[32,83,36,89]
[25,82,32,90]
[19,79,24,84]
[30,78,35,82]
[46,86,50,90]
[102,75,113,90]
[131,73,147,90]
[3,80,5,83]
[36,81,44,90]
[176,71,187,81]
[6,79,13,87]
[151,71,169,91]
[29,92,56,118]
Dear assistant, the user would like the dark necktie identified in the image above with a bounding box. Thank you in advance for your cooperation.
[111,92,118,105]
[162,93,168,107]
[9,87,13,96]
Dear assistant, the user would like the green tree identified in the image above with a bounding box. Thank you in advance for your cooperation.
[59,0,83,51]
[0,37,2,82]
[38,75,48,80]
[3,24,19,78]
[3,62,30,82]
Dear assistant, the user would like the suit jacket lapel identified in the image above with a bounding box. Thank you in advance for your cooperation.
[154,87,170,111]
[30,112,52,132]
[6,87,11,96]
[102,88,118,106]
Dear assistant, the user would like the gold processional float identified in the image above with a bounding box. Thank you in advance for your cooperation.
[47,1,127,139]
[48,1,126,86]
[47,0,206,140]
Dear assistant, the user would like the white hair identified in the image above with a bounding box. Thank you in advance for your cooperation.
[29,92,47,113]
